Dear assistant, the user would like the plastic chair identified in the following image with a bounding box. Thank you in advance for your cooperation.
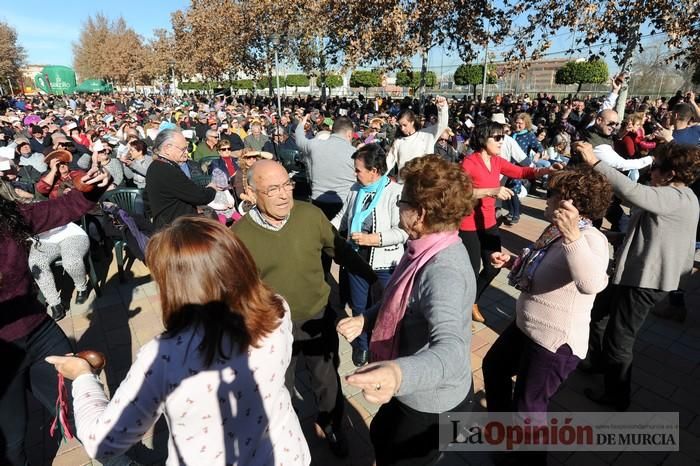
[102,188,143,215]
[101,188,143,282]
[278,149,303,172]
[198,156,221,173]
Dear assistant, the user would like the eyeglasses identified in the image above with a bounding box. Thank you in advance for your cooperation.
[220,148,232,152]
[438,138,450,142]
[489,134,505,142]
[259,180,295,197]
[170,144,188,155]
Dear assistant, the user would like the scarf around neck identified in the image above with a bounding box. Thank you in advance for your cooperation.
[350,176,388,239]
[369,231,461,362]
[508,218,592,292]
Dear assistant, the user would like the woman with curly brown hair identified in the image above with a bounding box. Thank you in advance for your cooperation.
[577,141,700,411]
[483,166,613,420]
[337,155,476,465]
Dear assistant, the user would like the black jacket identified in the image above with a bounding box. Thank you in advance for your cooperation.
[145,158,216,230]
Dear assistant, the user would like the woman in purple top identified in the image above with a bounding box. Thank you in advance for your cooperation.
[0,168,110,465]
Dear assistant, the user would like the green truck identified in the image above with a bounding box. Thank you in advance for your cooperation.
[34,66,113,95]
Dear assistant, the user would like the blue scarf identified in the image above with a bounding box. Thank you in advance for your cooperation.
[350,176,388,240]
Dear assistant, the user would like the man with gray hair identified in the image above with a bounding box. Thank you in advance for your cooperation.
[192,129,220,161]
[146,129,218,229]
[232,159,378,458]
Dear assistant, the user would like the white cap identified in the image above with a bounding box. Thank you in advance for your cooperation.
[0,146,15,161]
[92,140,105,152]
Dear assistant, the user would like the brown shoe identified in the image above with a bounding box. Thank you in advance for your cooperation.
[472,303,485,323]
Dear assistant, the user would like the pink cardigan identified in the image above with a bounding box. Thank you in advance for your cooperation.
[515,228,609,358]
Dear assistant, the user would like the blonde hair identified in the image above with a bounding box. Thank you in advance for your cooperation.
[515,113,533,131]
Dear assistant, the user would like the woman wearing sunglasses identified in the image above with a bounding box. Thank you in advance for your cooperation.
[459,122,559,325]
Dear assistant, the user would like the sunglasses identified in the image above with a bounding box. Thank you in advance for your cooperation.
[489,134,505,142]
[605,121,620,128]
[220,148,232,152]
[242,155,261,160]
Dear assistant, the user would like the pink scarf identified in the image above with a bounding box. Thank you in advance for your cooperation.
[369,231,461,362]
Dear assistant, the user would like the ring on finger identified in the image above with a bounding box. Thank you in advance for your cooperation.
[374,383,382,391]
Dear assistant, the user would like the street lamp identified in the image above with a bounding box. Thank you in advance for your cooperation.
[271,34,282,116]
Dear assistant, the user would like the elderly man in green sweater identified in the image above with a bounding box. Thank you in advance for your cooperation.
[231,159,379,458]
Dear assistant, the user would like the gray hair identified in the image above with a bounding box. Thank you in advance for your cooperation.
[206,129,218,139]
[152,128,181,156]
[246,164,256,190]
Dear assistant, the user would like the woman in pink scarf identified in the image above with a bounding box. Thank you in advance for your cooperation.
[337,155,476,466]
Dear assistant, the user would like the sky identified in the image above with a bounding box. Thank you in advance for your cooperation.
[2,0,189,66]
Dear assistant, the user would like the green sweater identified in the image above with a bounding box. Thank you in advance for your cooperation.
[233,202,374,321]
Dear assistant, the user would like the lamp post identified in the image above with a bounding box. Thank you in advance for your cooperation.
[272,34,282,115]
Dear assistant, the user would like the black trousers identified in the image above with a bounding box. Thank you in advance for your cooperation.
[459,226,502,302]
[284,306,344,429]
[587,284,667,408]
[370,388,474,466]
[0,317,73,465]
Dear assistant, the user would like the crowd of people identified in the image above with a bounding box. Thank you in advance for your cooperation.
[1,75,699,466]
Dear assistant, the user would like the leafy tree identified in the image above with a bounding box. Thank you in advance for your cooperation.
[555,60,609,94]
[73,14,150,85]
[144,28,175,82]
[693,66,700,86]
[0,21,26,91]
[171,0,255,82]
[350,70,382,91]
[501,0,700,118]
[453,64,496,96]
[256,76,285,91]
[232,79,255,90]
[396,70,437,91]
[285,74,310,88]
[325,74,343,88]
[73,14,113,80]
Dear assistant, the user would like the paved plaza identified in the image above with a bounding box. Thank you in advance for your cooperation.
[27,195,700,466]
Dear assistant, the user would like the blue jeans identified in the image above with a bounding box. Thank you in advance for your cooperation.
[348,269,394,351]
[505,179,522,220]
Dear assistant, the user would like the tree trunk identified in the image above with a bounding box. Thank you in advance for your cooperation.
[615,24,642,120]
[576,82,582,95]
[419,49,429,114]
